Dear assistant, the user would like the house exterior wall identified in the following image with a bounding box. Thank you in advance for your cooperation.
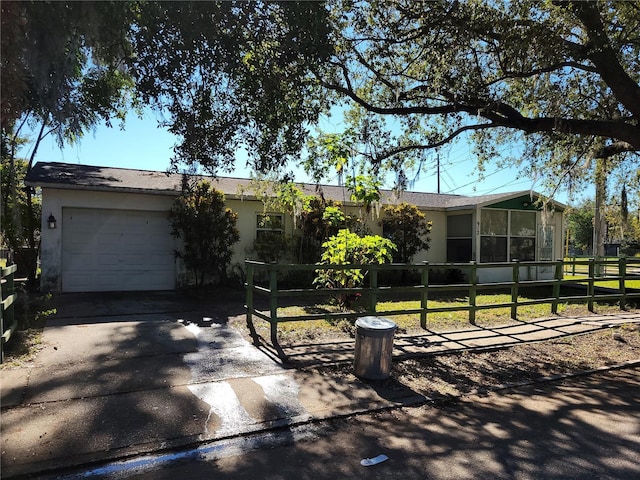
[38,184,565,292]
[412,209,446,264]
[40,188,178,291]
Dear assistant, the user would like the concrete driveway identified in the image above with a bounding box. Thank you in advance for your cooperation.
[0,291,417,478]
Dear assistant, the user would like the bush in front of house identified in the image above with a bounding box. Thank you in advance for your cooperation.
[381,202,432,264]
[170,179,239,286]
[314,228,396,309]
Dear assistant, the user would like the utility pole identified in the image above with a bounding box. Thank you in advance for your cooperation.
[436,150,440,194]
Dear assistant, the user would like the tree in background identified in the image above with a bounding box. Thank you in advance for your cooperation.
[381,203,432,264]
[169,180,239,287]
[567,201,595,255]
[0,154,41,256]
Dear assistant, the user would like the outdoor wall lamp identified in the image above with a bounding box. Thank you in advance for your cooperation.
[48,213,57,229]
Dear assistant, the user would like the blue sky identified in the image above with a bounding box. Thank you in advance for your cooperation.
[23,110,574,204]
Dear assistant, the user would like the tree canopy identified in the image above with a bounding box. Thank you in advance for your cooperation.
[3,0,639,201]
[316,0,640,196]
[1,1,331,174]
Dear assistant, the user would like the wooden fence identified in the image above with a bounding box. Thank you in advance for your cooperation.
[245,258,640,360]
[1,264,18,363]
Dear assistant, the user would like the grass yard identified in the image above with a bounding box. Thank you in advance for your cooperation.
[271,291,633,342]
[563,275,640,290]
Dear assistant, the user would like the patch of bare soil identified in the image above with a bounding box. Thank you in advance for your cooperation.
[309,324,640,399]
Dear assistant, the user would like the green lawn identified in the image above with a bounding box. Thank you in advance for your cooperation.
[274,292,632,336]
[563,274,640,290]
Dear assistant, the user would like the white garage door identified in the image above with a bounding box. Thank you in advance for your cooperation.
[62,208,176,292]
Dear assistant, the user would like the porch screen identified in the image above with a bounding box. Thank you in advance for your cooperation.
[510,211,536,261]
[480,210,507,262]
[480,209,536,262]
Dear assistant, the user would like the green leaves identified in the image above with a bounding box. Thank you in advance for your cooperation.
[169,180,240,286]
[130,1,332,174]
[314,228,396,308]
[319,0,640,199]
[381,203,432,263]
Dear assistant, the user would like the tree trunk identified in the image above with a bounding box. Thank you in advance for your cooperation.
[24,119,48,288]
[593,157,607,274]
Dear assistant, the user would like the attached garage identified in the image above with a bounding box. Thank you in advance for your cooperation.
[61,208,175,292]
[26,162,184,293]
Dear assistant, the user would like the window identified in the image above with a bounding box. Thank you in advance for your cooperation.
[480,210,508,236]
[447,214,473,262]
[480,236,508,262]
[509,211,536,261]
[256,213,284,240]
[480,209,536,262]
[480,210,508,262]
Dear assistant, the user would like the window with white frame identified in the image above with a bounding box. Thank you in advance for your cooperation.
[480,210,508,262]
[480,209,536,262]
[509,211,536,261]
[256,213,284,240]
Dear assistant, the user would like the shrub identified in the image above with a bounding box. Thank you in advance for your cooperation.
[314,229,396,308]
[170,179,239,286]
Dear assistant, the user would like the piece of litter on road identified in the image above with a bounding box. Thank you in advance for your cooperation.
[361,454,388,467]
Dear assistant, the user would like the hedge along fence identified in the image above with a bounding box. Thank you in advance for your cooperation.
[244,258,640,360]
[1,264,18,363]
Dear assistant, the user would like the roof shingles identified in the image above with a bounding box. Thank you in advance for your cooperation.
[26,161,555,210]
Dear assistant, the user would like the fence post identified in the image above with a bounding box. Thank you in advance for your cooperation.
[619,257,627,311]
[369,265,378,314]
[572,256,576,276]
[552,259,563,314]
[244,261,259,345]
[420,261,429,329]
[511,260,520,320]
[469,261,477,325]
[1,264,17,364]
[588,258,595,313]
[268,263,286,360]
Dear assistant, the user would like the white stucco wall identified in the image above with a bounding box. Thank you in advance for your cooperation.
[412,209,447,264]
[39,185,565,291]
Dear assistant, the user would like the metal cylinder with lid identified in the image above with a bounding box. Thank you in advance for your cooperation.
[353,316,397,379]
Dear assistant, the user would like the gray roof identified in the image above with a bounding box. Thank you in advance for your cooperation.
[26,162,563,211]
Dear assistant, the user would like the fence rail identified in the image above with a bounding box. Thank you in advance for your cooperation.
[1,264,18,363]
[245,258,640,360]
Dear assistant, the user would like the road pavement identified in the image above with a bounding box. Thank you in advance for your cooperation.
[48,368,640,479]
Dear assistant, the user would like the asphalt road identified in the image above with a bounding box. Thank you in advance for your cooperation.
[57,367,639,480]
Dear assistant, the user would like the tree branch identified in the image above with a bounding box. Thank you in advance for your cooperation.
[570,1,640,118]
[320,76,640,156]
[369,123,496,164]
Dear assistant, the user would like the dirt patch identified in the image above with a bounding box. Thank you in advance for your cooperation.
[308,323,640,399]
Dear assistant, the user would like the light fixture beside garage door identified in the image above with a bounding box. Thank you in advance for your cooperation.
[47,213,57,229]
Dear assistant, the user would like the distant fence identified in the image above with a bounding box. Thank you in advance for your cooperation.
[245,258,640,360]
[1,264,18,363]
[564,255,640,277]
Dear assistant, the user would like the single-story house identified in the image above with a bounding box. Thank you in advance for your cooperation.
[26,162,566,292]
